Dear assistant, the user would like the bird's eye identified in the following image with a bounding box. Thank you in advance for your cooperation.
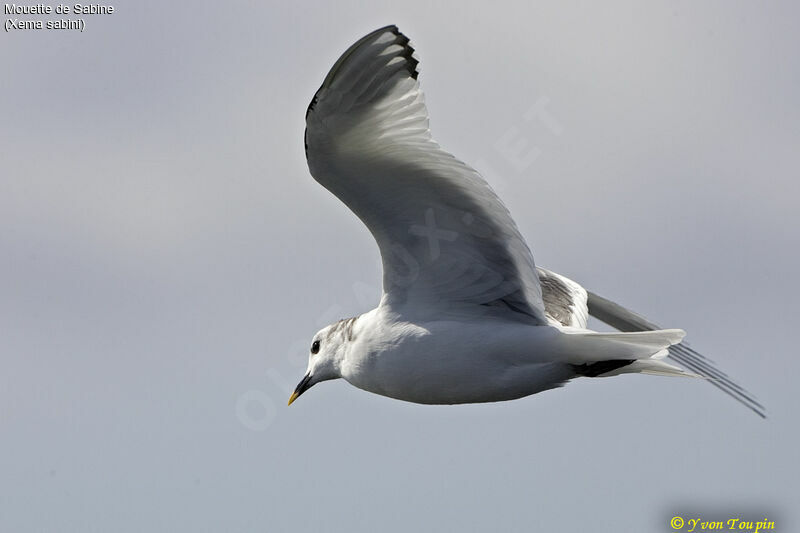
[311,340,320,354]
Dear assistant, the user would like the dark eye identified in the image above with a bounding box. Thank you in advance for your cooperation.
[311,340,320,354]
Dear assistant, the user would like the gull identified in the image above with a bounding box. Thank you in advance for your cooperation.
[288,25,764,417]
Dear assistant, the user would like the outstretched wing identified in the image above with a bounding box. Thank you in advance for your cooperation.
[305,25,547,324]
[587,291,766,418]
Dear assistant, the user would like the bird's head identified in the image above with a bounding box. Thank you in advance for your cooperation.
[287,318,356,406]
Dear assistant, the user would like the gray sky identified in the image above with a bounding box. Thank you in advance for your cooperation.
[2,1,798,531]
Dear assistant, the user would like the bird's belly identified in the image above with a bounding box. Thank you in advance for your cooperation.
[344,322,573,404]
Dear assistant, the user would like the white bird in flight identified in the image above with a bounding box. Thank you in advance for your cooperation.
[289,25,764,417]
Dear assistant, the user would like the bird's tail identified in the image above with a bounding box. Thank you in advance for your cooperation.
[585,291,766,418]
[555,328,696,378]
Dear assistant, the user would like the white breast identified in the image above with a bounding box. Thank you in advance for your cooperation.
[341,312,573,404]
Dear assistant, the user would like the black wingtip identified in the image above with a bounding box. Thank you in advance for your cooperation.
[304,25,420,157]
[306,25,419,118]
[371,25,419,80]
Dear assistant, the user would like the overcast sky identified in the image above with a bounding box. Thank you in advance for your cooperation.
[2,1,798,531]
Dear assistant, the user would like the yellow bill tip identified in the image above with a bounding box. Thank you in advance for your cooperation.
[287,391,300,406]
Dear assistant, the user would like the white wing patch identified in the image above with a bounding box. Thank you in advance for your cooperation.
[305,25,547,325]
[537,267,589,329]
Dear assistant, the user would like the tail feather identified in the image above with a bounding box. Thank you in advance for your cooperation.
[588,357,699,378]
[558,328,685,364]
[564,330,695,378]
[586,291,766,418]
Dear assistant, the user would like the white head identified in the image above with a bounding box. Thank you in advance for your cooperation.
[287,317,358,405]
